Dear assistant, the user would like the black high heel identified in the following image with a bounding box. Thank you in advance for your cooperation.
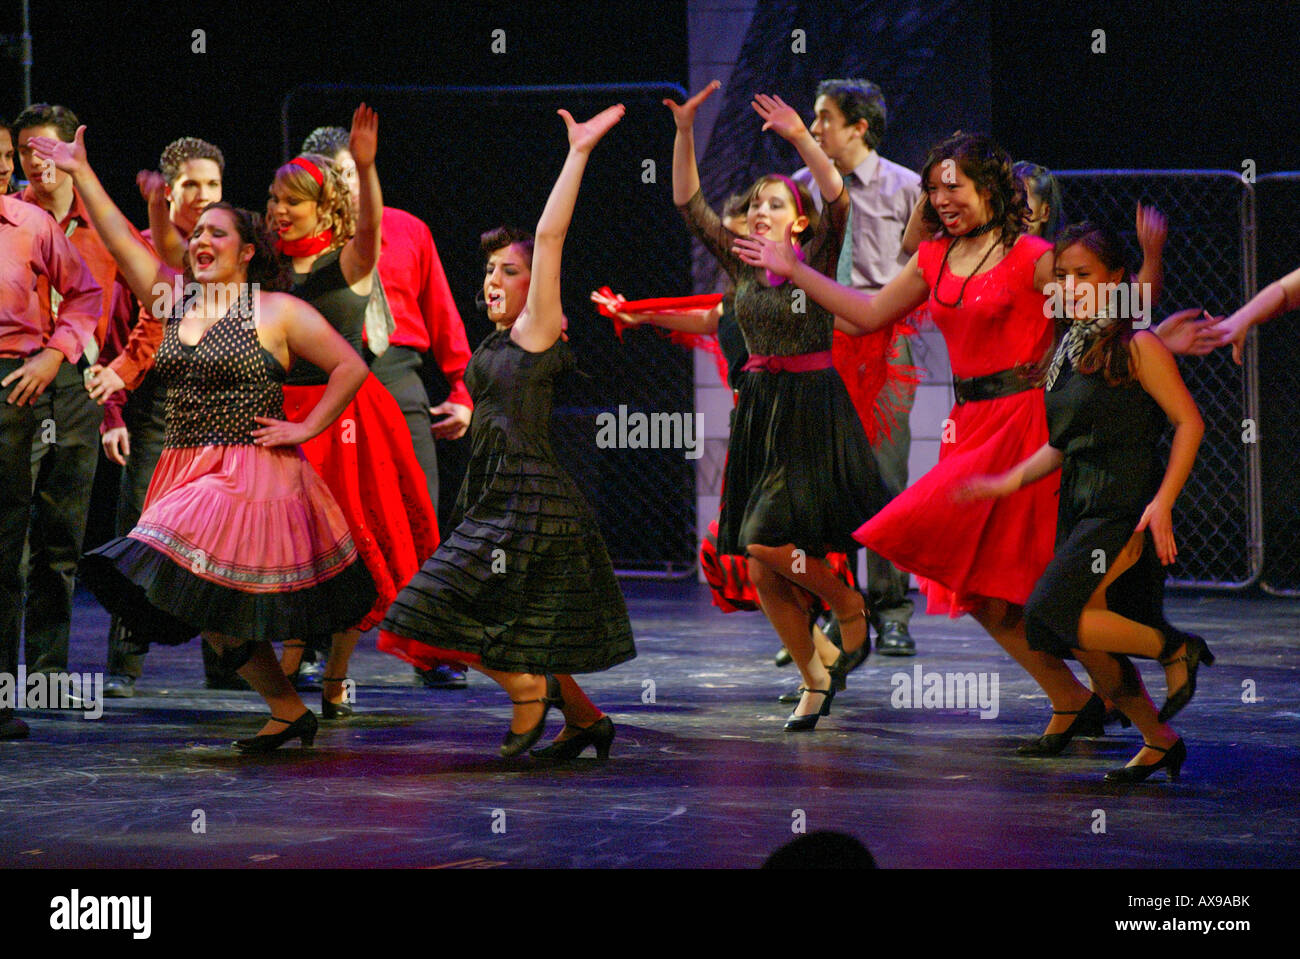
[1016,693,1106,756]
[826,602,870,690]
[321,675,353,720]
[1102,706,1133,729]
[784,686,835,732]
[1104,738,1186,783]
[1158,629,1214,724]
[531,716,616,761]
[500,675,564,758]
[233,711,318,752]
[281,640,322,692]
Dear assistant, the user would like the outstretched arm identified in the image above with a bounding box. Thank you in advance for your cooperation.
[733,226,929,333]
[339,103,382,286]
[1211,263,1300,364]
[138,170,187,270]
[666,81,719,206]
[1135,203,1166,312]
[512,104,625,353]
[751,93,842,203]
[29,127,172,314]
[955,442,1065,502]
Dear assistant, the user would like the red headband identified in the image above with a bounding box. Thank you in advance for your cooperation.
[289,157,325,187]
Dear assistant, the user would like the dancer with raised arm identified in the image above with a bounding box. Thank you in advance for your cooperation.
[31,127,375,751]
[735,132,1212,752]
[669,82,887,731]
[379,105,635,760]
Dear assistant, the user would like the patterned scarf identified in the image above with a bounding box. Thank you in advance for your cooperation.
[1044,311,1116,390]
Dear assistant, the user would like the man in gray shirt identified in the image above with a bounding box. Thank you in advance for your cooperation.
[794,77,921,656]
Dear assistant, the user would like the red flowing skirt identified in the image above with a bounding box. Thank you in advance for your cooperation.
[282,374,440,633]
[854,389,1058,616]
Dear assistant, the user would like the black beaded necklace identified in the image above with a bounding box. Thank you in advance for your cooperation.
[932,219,1002,309]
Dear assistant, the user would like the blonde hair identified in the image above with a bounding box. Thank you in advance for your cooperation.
[271,152,355,252]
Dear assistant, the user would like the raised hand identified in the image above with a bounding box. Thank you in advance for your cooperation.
[1136,203,1168,256]
[349,103,379,168]
[28,125,88,176]
[663,81,721,131]
[732,222,800,277]
[751,93,808,142]
[136,170,167,207]
[559,103,625,155]
[1156,307,1220,356]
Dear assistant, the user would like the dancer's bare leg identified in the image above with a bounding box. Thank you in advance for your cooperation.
[750,555,832,718]
[205,632,308,735]
[323,628,360,707]
[748,544,867,654]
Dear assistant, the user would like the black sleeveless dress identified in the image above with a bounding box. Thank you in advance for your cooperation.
[1024,349,1171,655]
[379,327,635,674]
[80,294,376,646]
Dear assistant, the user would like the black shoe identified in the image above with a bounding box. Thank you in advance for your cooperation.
[0,714,29,741]
[233,711,318,752]
[1102,706,1132,729]
[1016,694,1106,756]
[500,676,563,758]
[415,664,468,690]
[824,610,869,690]
[784,686,835,731]
[874,620,916,657]
[1104,739,1186,783]
[531,716,616,761]
[321,675,354,721]
[104,675,136,698]
[778,686,802,704]
[1158,630,1214,724]
[773,647,793,668]
[284,658,323,693]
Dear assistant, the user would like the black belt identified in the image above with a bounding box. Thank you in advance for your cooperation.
[953,364,1037,404]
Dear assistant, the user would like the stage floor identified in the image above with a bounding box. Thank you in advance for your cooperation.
[2,582,1297,869]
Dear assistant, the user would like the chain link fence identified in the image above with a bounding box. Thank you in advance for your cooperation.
[283,83,697,575]
[1055,171,1262,590]
[1254,173,1300,596]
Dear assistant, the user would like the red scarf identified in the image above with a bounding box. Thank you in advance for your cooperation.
[276,229,334,258]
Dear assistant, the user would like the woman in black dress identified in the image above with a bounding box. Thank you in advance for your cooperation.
[668,82,886,730]
[962,222,1211,781]
[380,104,634,759]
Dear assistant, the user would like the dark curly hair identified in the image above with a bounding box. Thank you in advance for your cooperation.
[480,225,535,265]
[920,132,1029,249]
[159,137,225,187]
[190,201,291,293]
[1047,221,1139,387]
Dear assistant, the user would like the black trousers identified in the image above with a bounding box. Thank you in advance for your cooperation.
[370,346,440,520]
[1,358,37,702]
[23,361,102,672]
[863,338,915,628]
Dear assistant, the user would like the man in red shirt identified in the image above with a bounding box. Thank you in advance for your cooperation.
[13,104,139,685]
[303,126,475,689]
[0,113,103,740]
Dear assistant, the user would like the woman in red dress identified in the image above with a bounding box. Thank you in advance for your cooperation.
[737,132,1211,752]
[267,105,440,719]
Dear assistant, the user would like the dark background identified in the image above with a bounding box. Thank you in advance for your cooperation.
[5,0,1296,582]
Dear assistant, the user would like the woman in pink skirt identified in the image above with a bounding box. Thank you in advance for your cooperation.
[33,128,375,752]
